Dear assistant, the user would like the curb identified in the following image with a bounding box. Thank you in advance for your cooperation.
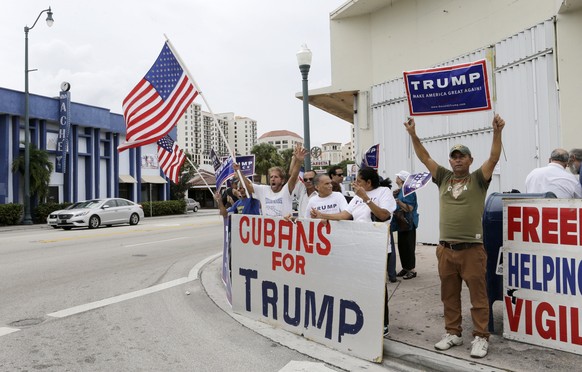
[198,255,505,372]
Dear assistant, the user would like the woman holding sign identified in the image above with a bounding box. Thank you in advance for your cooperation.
[311,167,395,223]
[311,167,396,336]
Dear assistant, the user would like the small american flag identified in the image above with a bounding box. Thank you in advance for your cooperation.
[118,42,198,152]
[157,135,186,184]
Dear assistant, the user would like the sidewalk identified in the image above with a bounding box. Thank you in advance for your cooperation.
[384,244,580,371]
[5,219,581,370]
[202,244,582,372]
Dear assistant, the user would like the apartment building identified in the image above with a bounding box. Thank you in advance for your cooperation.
[341,142,354,162]
[177,103,256,168]
[223,114,257,156]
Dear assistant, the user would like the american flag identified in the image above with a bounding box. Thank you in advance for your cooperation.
[118,42,198,152]
[157,135,186,184]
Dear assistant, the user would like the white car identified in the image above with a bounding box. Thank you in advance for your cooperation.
[47,202,85,228]
[186,198,200,212]
[48,198,144,230]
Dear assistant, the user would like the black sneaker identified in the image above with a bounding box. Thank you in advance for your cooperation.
[383,326,390,337]
[389,277,398,283]
[403,271,417,280]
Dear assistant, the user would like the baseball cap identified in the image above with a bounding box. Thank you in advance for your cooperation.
[449,144,472,157]
[395,170,410,182]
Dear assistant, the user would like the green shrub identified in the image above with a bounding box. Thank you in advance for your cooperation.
[140,200,186,217]
[0,203,24,226]
[34,202,73,224]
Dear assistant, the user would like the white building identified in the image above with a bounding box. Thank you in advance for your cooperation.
[231,115,258,156]
[321,142,343,165]
[176,102,202,161]
[177,103,257,168]
[342,142,354,162]
[258,130,303,152]
[302,0,582,244]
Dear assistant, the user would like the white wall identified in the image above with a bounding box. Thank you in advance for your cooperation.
[370,21,560,244]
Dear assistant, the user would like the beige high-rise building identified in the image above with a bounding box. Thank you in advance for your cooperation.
[342,142,354,162]
[177,103,257,168]
[176,102,230,168]
[229,115,258,156]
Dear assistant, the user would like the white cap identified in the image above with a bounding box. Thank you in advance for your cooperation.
[396,170,410,182]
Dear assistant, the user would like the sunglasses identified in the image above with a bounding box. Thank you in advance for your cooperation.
[304,177,314,182]
[335,173,344,177]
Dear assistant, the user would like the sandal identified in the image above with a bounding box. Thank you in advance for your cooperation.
[403,271,417,280]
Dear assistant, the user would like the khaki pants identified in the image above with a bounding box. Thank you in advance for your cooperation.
[436,244,490,339]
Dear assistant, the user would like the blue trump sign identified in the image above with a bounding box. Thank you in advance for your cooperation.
[404,60,491,116]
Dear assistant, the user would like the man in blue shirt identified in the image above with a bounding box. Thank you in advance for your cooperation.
[215,178,260,217]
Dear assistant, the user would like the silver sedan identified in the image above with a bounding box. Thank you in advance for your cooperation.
[48,198,145,230]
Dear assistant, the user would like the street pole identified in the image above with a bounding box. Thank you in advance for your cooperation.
[296,44,312,171]
[23,7,54,224]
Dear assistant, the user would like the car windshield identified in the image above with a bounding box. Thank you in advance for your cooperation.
[73,200,102,209]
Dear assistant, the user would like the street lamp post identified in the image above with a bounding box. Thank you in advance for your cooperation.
[23,7,54,224]
[296,44,312,171]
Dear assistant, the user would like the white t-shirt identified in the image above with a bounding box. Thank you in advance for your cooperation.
[346,186,396,222]
[304,192,348,218]
[525,162,582,198]
[252,183,293,217]
[293,182,317,217]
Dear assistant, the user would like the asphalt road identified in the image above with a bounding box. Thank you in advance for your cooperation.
[0,212,329,372]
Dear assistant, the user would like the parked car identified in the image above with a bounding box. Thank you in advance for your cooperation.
[47,202,85,228]
[47,198,144,230]
[186,198,200,212]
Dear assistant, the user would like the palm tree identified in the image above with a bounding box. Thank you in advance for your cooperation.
[251,143,283,182]
[280,148,294,173]
[170,153,196,200]
[11,144,54,203]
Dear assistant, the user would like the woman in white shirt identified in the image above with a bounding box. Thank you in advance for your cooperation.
[311,167,396,222]
[310,167,396,337]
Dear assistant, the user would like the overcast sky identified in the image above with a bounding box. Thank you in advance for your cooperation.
[2,0,351,148]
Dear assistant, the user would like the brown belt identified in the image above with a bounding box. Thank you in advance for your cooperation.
[439,241,481,251]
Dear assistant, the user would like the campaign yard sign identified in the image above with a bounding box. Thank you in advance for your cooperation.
[403,59,491,116]
[230,215,389,362]
[503,198,582,354]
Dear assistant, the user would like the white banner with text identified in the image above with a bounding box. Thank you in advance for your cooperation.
[503,198,582,354]
[230,215,388,362]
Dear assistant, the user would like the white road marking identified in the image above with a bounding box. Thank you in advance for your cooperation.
[123,237,190,248]
[0,327,20,337]
[47,252,222,319]
[47,277,192,318]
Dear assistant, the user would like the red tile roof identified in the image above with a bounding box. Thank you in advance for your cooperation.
[259,130,303,140]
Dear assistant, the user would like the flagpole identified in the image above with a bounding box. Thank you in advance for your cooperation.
[164,35,250,197]
[164,35,233,158]
[186,157,214,195]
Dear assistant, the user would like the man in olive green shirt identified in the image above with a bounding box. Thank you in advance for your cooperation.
[404,114,505,358]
